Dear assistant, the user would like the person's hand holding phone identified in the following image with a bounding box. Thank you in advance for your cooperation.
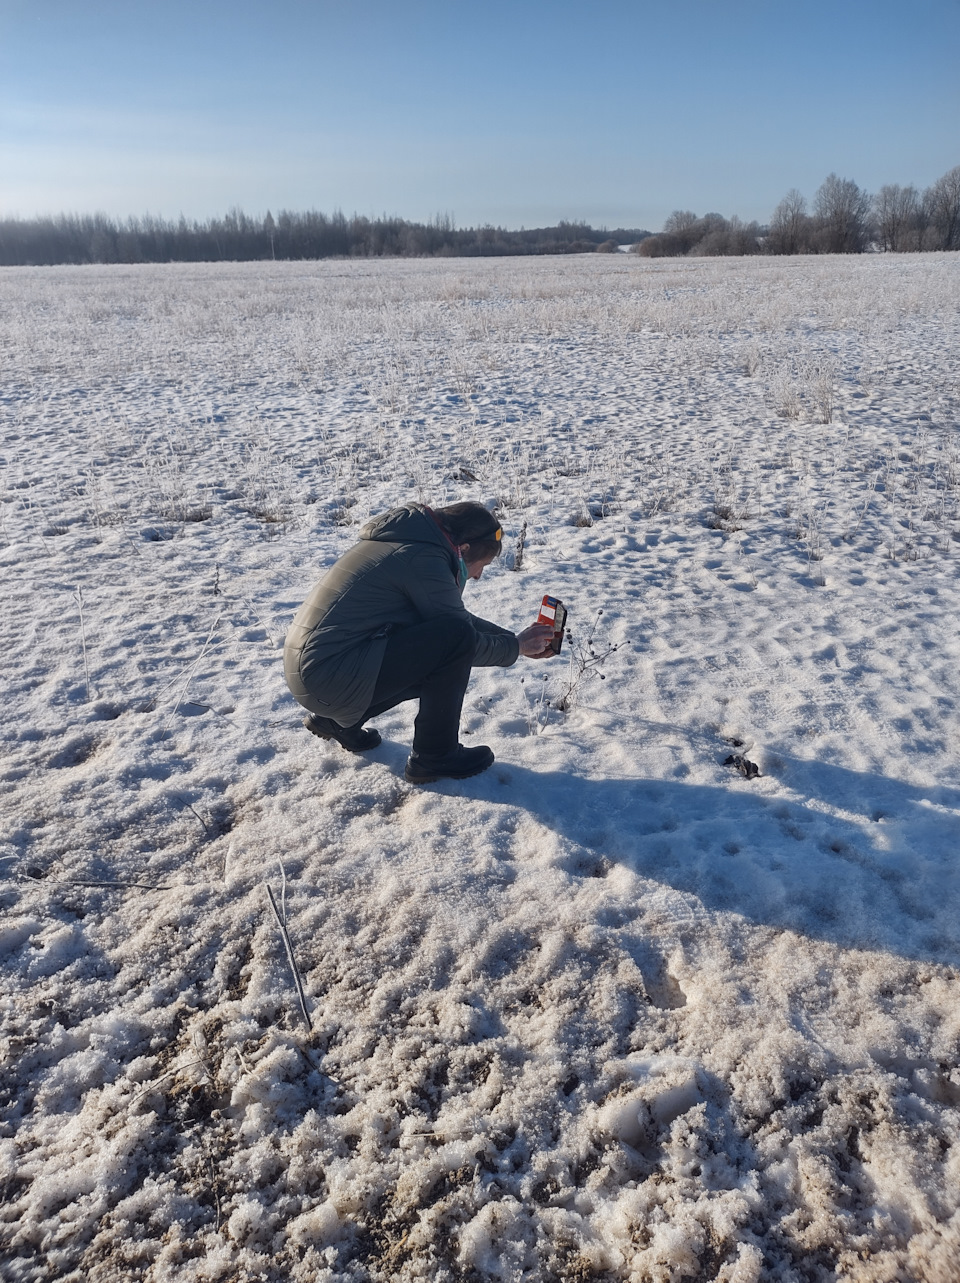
[517,623,557,658]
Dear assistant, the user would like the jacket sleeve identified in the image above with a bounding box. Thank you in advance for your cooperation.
[401,548,520,668]
[467,612,521,667]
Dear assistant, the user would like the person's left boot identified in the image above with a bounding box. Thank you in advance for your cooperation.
[303,714,381,753]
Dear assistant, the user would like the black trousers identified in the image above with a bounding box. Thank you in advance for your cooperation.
[360,616,476,756]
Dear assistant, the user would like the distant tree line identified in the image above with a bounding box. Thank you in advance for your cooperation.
[3,163,956,266]
[636,165,960,257]
[0,210,651,267]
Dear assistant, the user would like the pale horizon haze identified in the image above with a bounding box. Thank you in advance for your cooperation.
[1,0,958,232]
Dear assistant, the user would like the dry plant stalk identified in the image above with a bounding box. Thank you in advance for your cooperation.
[512,520,527,570]
[266,877,313,1032]
[74,586,91,702]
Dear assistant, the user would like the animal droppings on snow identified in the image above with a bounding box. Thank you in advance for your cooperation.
[722,754,761,779]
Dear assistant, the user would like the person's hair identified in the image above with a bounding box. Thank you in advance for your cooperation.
[432,501,503,559]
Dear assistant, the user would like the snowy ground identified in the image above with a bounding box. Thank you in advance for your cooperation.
[2,253,960,1282]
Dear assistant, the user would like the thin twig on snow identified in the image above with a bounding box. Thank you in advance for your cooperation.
[266,882,313,1032]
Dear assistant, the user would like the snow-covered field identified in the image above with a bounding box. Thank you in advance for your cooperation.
[2,252,960,1282]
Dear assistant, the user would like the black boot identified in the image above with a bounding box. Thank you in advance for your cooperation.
[304,714,381,753]
[405,743,494,784]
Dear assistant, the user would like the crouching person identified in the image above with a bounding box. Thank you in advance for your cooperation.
[283,502,555,784]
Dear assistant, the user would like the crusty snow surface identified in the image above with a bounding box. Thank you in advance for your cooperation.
[2,254,960,1282]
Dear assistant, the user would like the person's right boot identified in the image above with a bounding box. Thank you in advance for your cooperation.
[404,743,494,784]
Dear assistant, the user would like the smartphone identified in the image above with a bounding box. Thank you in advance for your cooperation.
[536,595,567,654]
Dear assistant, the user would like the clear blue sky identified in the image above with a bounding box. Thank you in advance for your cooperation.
[1,0,958,231]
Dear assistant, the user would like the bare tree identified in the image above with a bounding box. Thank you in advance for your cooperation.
[726,216,762,255]
[663,210,701,254]
[924,165,960,250]
[813,174,873,253]
[767,189,811,254]
[663,210,697,234]
[873,185,921,251]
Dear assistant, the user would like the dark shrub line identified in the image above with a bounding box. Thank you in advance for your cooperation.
[636,167,960,258]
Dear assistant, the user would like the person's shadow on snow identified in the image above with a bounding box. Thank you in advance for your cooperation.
[450,749,960,967]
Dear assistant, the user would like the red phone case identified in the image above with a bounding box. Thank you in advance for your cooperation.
[536,595,567,653]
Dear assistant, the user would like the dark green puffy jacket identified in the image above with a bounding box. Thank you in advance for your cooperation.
[284,505,520,726]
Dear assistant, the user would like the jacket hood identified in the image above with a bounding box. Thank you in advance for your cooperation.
[359,505,456,558]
